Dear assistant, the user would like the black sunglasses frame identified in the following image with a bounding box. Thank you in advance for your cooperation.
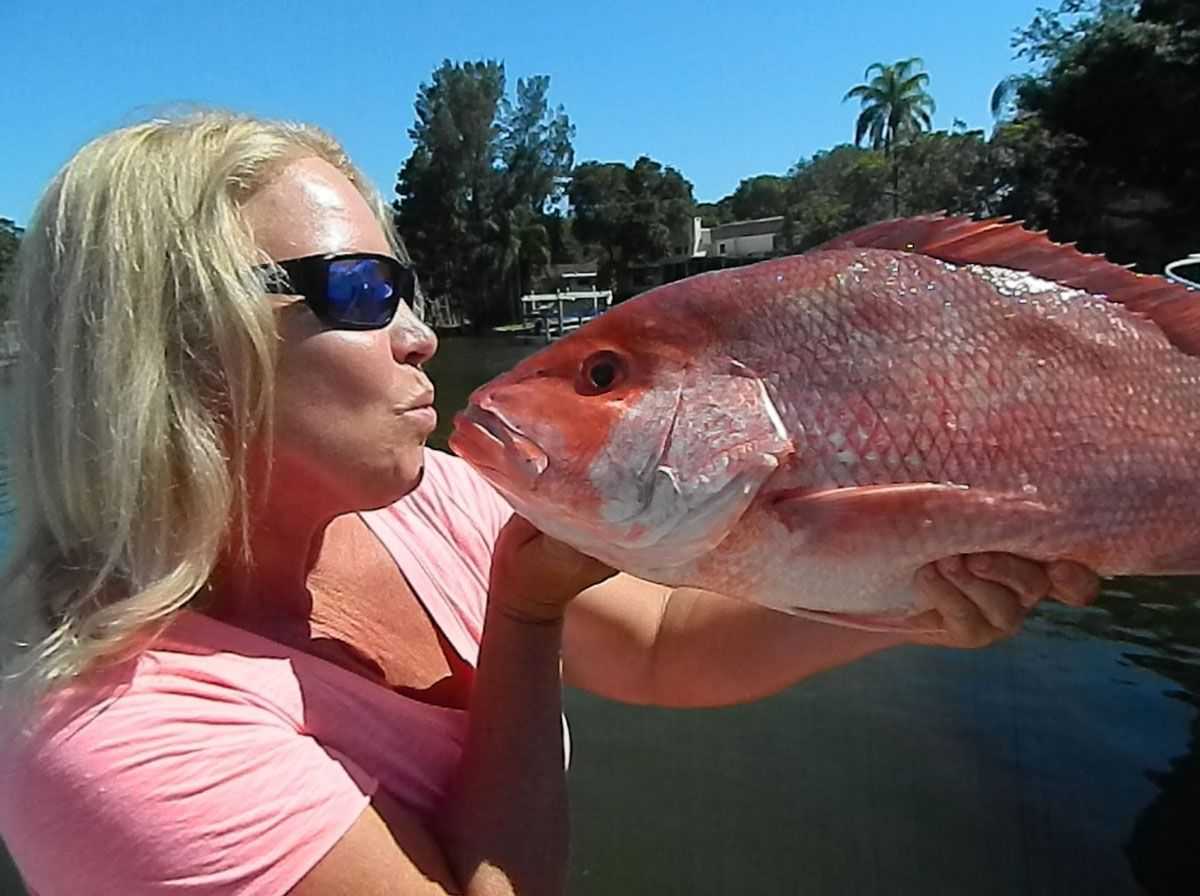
[258,252,417,331]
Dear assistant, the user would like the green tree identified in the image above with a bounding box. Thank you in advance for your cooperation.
[0,218,22,318]
[726,175,789,221]
[500,75,575,215]
[486,205,553,320]
[781,145,890,250]
[495,75,575,308]
[394,60,505,323]
[394,60,575,326]
[568,157,697,294]
[994,0,1200,271]
[696,198,735,227]
[897,130,997,216]
[843,57,937,215]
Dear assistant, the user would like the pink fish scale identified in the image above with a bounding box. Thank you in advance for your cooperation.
[715,248,1200,581]
[456,220,1200,620]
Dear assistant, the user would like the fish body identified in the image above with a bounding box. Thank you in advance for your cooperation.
[449,216,1200,630]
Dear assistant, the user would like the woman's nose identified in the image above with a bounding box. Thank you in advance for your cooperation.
[389,303,438,366]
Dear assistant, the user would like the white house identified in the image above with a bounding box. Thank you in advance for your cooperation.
[687,216,786,259]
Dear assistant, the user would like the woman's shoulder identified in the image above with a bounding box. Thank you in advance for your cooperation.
[0,615,307,764]
[0,616,379,895]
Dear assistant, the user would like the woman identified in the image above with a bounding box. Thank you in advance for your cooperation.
[0,113,1098,896]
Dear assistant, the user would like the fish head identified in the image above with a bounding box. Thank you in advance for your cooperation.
[450,294,794,572]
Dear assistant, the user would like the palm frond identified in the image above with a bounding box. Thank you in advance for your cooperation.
[846,57,937,149]
[897,72,931,94]
[843,84,878,103]
[869,115,886,150]
[894,56,926,78]
[854,108,876,145]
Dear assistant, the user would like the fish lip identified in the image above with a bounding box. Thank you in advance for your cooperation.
[450,405,549,488]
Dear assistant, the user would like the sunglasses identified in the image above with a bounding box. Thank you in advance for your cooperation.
[257,252,419,330]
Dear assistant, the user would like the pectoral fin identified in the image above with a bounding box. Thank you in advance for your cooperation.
[765,482,1056,558]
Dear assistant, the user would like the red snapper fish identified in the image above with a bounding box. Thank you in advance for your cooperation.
[449,215,1200,631]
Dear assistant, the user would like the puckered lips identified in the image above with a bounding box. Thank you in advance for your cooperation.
[450,404,549,490]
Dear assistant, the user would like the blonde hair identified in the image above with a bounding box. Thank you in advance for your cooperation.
[1,110,399,698]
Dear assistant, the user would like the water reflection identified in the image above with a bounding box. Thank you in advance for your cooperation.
[1038,579,1200,894]
[434,336,1200,893]
[1,339,1199,894]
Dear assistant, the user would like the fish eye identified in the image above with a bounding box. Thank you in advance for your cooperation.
[577,350,626,396]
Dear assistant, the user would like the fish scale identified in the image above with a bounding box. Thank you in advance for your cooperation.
[451,215,1200,630]
[718,251,1200,597]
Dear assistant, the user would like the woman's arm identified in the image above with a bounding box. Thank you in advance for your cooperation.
[294,517,614,896]
[562,554,1099,708]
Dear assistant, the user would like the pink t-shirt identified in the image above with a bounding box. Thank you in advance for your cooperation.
[0,449,517,896]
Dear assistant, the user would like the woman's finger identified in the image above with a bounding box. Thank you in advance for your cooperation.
[965,553,1052,608]
[1047,561,1101,606]
[942,556,1025,632]
[921,558,992,645]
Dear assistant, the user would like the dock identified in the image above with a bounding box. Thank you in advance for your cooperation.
[513,288,613,343]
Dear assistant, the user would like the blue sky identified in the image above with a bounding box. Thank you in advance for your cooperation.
[3,0,1046,226]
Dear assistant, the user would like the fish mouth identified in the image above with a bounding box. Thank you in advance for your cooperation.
[450,404,549,489]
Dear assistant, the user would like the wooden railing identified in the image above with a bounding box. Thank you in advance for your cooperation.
[520,289,613,342]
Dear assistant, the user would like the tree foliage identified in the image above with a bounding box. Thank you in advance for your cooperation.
[896,130,997,217]
[567,157,696,293]
[843,57,937,214]
[843,57,937,153]
[0,218,22,319]
[697,175,788,226]
[994,0,1200,270]
[780,146,889,250]
[394,60,575,325]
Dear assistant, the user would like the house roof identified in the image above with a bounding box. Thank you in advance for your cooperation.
[710,216,785,240]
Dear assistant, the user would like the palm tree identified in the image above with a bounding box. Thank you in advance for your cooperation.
[843,57,937,214]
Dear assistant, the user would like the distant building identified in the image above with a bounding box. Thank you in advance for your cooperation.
[692,216,787,259]
[628,215,791,297]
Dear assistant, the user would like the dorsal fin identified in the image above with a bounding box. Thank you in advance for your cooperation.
[815,214,1200,355]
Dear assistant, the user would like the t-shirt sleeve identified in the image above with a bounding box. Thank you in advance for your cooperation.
[1,675,378,896]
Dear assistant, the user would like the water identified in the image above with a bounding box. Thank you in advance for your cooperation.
[2,338,1199,894]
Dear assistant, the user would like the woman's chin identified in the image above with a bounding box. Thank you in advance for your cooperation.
[380,452,428,503]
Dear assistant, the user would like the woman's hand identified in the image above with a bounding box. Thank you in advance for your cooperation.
[489,516,616,624]
[909,553,1101,649]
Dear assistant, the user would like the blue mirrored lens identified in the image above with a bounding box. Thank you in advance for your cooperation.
[326,259,398,326]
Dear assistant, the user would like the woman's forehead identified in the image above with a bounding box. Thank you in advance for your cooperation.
[242,156,391,261]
